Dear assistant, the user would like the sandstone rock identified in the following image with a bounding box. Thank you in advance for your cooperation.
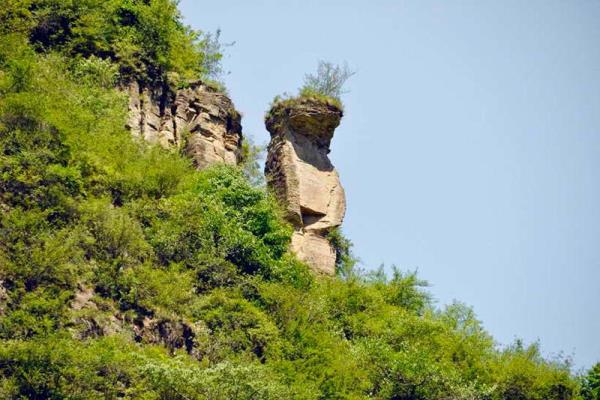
[134,316,197,355]
[265,98,346,275]
[126,81,243,169]
[0,280,8,316]
[69,286,196,355]
[71,285,96,311]
[70,285,123,339]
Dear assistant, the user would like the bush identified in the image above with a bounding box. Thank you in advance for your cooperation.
[191,289,282,362]
[21,0,226,85]
[301,60,355,101]
[327,227,358,279]
[582,363,600,400]
[0,336,295,399]
[268,60,353,113]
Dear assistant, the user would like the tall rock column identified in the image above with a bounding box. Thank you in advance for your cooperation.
[265,98,346,275]
[126,80,242,169]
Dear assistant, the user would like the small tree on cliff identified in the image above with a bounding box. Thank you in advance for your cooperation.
[301,61,355,101]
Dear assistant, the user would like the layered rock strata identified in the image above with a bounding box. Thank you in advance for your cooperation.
[265,98,346,275]
[126,81,242,169]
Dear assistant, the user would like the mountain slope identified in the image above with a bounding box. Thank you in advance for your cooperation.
[0,1,580,399]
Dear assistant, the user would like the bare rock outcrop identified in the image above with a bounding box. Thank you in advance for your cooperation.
[265,98,346,275]
[70,285,123,339]
[70,285,197,355]
[133,316,197,355]
[126,81,243,169]
[0,280,8,317]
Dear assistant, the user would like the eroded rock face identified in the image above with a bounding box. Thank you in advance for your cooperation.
[133,316,197,355]
[70,285,197,355]
[0,280,8,317]
[70,285,123,339]
[265,99,346,275]
[126,81,242,169]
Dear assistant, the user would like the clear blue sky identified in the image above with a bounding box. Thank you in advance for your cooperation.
[179,0,600,370]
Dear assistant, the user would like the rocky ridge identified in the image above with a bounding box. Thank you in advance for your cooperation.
[126,80,243,169]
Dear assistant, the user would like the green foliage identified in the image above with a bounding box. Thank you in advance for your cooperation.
[72,55,119,88]
[327,227,358,279]
[240,136,265,187]
[1,0,226,86]
[298,86,344,109]
[0,336,294,399]
[491,341,578,400]
[302,61,355,101]
[267,60,353,114]
[0,3,583,400]
[192,289,282,362]
[582,363,600,400]
[269,89,343,117]
[369,266,432,315]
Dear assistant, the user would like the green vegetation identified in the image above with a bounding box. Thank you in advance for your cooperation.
[268,60,353,113]
[0,1,591,399]
[302,61,355,101]
[582,363,600,400]
[269,91,343,116]
[1,0,226,87]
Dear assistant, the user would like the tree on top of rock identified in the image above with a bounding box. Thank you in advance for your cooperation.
[300,61,355,102]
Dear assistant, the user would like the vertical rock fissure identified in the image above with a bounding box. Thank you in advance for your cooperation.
[138,84,146,140]
[170,101,178,146]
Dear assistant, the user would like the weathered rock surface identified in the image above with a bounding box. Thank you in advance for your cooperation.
[70,285,123,339]
[265,98,346,275]
[126,81,243,169]
[133,316,197,355]
[70,285,197,354]
[0,280,8,317]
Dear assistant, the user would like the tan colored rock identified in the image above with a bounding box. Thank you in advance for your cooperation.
[70,285,123,338]
[69,286,195,354]
[134,316,196,354]
[0,280,7,316]
[265,98,346,275]
[126,81,243,169]
[71,285,96,311]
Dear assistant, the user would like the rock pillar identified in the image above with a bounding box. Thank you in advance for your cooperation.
[265,98,346,275]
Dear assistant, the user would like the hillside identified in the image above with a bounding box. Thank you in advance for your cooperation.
[0,1,586,399]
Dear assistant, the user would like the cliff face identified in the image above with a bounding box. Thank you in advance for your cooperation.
[126,81,243,169]
[265,99,346,275]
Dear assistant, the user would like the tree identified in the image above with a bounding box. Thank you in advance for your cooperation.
[301,60,355,100]
[583,363,600,400]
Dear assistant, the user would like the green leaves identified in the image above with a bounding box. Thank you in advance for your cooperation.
[22,0,225,85]
[302,61,355,101]
[72,56,119,88]
[192,289,282,362]
[582,363,600,400]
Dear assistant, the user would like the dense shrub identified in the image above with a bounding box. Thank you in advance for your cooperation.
[582,363,600,400]
[1,0,225,86]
